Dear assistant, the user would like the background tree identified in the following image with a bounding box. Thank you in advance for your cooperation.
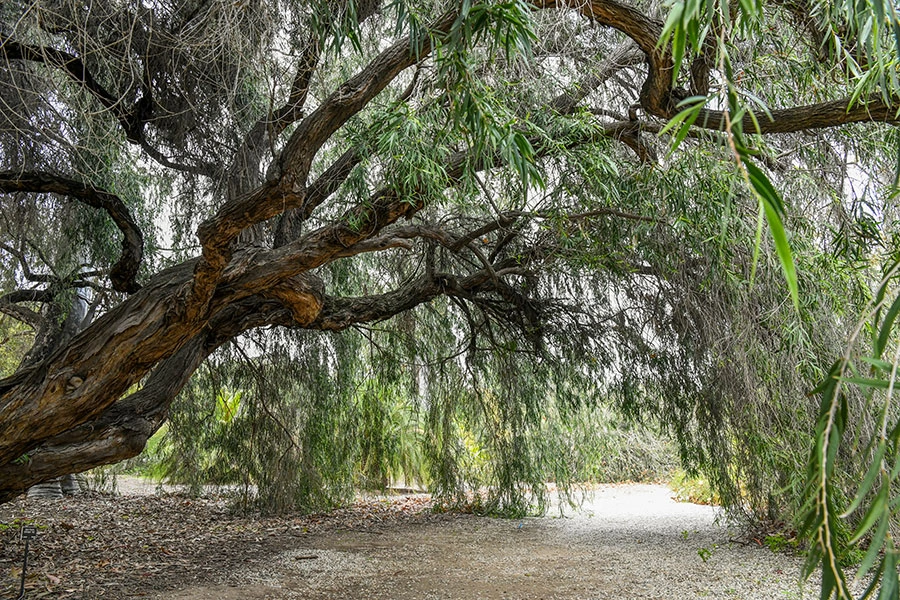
[1,0,899,593]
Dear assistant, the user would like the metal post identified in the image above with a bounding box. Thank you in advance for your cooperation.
[15,538,28,600]
[14,525,36,600]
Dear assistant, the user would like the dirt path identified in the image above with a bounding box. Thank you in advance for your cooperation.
[160,486,813,600]
[1,483,833,599]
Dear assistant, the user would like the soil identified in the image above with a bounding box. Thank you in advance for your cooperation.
[0,481,832,599]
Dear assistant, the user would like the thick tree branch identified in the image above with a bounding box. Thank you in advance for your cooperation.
[310,263,534,333]
[274,147,363,246]
[227,42,322,204]
[312,276,444,330]
[0,293,302,501]
[189,11,459,314]
[0,260,196,465]
[693,97,900,133]
[0,171,144,293]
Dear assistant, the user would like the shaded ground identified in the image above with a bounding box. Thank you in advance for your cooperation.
[0,482,832,599]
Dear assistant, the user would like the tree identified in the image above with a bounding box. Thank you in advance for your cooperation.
[0,0,898,585]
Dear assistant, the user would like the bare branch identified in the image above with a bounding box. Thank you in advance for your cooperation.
[0,242,53,283]
[0,38,222,177]
[138,139,222,178]
[550,42,644,115]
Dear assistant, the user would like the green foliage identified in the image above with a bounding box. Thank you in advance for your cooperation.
[670,469,720,505]
[0,518,42,535]
[2,4,899,598]
[798,262,900,599]
[697,545,716,562]
[764,532,801,554]
[0,317,32,377]
[138,301,680,515]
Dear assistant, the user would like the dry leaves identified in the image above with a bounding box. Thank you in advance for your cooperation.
[0,491,440,599]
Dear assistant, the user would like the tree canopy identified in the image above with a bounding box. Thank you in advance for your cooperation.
[2,0,900,595]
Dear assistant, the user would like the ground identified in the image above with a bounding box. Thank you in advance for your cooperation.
[0,482,846,599]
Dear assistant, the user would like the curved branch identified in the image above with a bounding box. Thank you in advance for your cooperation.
[533,0,672,114]
[310,263,534,333]
[312,275,444,331]
[0,290,50,328]
[138,139,222,178]
[0,171,144,293]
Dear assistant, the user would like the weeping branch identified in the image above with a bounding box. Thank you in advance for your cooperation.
[0,39,220,177]
[0,39,142,140]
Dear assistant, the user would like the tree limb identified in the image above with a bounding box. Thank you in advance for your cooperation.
[0,290,50,328]
[0,171,144,293]
[1,39,140,139]
[0,242,53,283]
[693,97,900,134]
[550,42,644,115]
[0,293,301,501]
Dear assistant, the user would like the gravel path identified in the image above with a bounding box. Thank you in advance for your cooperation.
[161,484,832,600]
[2,481,857,599]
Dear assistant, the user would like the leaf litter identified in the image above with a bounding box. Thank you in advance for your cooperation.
[0,489,442,599]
